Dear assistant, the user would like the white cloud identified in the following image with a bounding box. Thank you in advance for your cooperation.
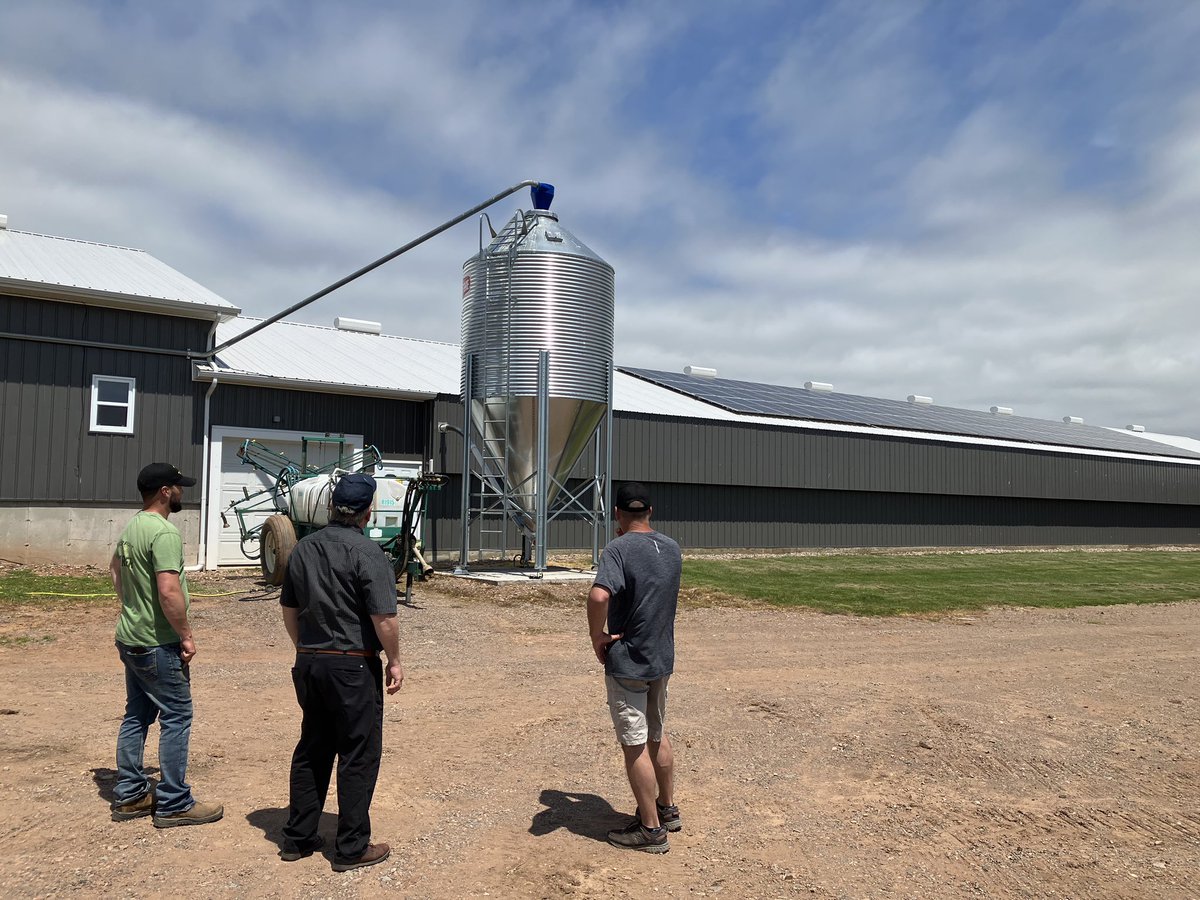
[613,91,1200,429]
[2,2,1200,437]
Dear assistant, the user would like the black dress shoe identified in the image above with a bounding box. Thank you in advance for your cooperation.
[280,836,325,861]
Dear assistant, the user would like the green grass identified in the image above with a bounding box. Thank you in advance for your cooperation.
[4,551,1200,617]
[0,569,115,604]
[682,550,1200,616]
[0,634,58,647]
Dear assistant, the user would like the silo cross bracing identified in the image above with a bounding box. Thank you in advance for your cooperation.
[459,184,614,571]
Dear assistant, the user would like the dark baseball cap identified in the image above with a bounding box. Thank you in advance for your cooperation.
[137,463,196,493]
[333,473,377,514]
[615,481,652,513]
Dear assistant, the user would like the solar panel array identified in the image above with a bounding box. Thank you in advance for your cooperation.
[619,367,1200,460]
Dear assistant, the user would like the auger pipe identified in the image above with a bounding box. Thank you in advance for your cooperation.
[195,179,546,359]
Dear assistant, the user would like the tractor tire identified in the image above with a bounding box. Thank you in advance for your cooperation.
[261,514,297,586]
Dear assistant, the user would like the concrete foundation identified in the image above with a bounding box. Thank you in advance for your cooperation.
[0,504,202,568]
[444,568,596,585]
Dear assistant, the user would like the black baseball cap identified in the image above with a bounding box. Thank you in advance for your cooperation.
[615,481,652,513]
[333,473,377,514]
[137,463,197,493]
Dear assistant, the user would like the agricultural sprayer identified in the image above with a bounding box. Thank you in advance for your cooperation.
[221,436,446,601]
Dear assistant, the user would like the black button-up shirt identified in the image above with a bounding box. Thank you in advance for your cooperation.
[280,522,398,652]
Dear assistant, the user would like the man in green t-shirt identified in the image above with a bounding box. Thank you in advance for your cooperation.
[109,463,223,828]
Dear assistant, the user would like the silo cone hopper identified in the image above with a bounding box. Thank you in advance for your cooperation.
[470,394,607,528]
[460,183,614,565]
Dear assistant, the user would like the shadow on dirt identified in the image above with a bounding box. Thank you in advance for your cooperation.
[529,789,627,841]
[247,806,339,854]
[236,589,280,603]
[92,766,159,805]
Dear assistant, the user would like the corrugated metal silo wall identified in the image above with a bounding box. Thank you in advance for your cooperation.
[0,295,211,503]
[423,401,1200,552]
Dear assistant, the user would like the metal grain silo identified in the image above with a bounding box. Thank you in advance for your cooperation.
[458,184,614,571]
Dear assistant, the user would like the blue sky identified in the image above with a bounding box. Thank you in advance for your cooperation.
[3,1,1200,434]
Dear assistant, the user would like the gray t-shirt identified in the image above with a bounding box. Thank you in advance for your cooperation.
[280,522,398,653]
[593,530,682,680]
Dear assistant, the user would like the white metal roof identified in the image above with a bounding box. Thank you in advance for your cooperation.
[0,228,238,318]
[196,317,1200,466]
[202,316,788,407]
[197,317,461,399]
[1106,428,1200,456]
[617,370,1200,465]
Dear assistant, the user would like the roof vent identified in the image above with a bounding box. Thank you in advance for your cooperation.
[334,317,382,335]
[1127,424,1146,432]
[804,381,833,392]
[0,213,7,230]
[907,394,933,405]
[1062,416,1084,425]
[684,365,717,379]
[990,406,1013,416]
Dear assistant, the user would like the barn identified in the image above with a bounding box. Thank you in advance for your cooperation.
[3,216,1198,567]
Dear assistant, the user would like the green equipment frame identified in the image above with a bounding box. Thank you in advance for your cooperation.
[220,436,445,601]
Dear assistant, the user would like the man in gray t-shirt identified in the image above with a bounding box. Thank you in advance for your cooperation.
[588,482,683,854]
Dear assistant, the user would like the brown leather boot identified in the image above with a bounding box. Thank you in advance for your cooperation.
[331,842,391,872]
[111,792,154,821]
[152,799,224,828]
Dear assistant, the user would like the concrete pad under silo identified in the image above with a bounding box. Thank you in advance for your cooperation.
[443,567,596,585]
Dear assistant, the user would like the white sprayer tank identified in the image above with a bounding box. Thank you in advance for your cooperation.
[288,475,409,529]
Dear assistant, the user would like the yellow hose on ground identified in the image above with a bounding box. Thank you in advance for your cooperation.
[27,589,273,598]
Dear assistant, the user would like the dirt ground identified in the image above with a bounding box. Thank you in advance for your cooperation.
[0,566,1197,899]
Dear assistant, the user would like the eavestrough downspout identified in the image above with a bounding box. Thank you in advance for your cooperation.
[186,319,220,571]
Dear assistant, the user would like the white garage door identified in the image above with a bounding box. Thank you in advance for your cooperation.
[208,428,361,567]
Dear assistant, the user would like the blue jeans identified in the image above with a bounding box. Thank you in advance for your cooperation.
[114,641,195,815]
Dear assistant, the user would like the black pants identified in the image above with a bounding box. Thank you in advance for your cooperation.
[282,653,383,860]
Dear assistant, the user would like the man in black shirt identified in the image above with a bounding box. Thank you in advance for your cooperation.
[588,482,683,854]
[279,473,404,871]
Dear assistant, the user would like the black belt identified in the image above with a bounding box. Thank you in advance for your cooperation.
[119,642,179,653]
[296,648,375,658]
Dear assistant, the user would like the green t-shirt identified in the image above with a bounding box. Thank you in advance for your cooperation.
[114,512,190,647]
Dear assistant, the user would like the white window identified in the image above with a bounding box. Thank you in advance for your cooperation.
[90,375,137,434]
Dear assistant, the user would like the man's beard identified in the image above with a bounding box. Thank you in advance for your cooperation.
[169,498,183,513]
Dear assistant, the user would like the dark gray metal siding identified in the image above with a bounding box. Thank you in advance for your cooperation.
[423,479,1200,553]
[612,414,1200,505]
[638,483,1200,548]
[421,400,1200,552]
[430,397,467,473]
[1,294,210,352]
[1,297,210,503]
[210,385,429,459]
[426,401,1200,504]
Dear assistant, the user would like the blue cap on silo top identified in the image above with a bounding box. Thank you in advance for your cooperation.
[532,182,555,210]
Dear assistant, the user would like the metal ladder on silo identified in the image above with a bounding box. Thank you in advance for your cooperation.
[471,213,525,563]
[499,211,541,560]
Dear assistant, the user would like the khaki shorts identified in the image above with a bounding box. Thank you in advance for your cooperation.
[606,674,670,745]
